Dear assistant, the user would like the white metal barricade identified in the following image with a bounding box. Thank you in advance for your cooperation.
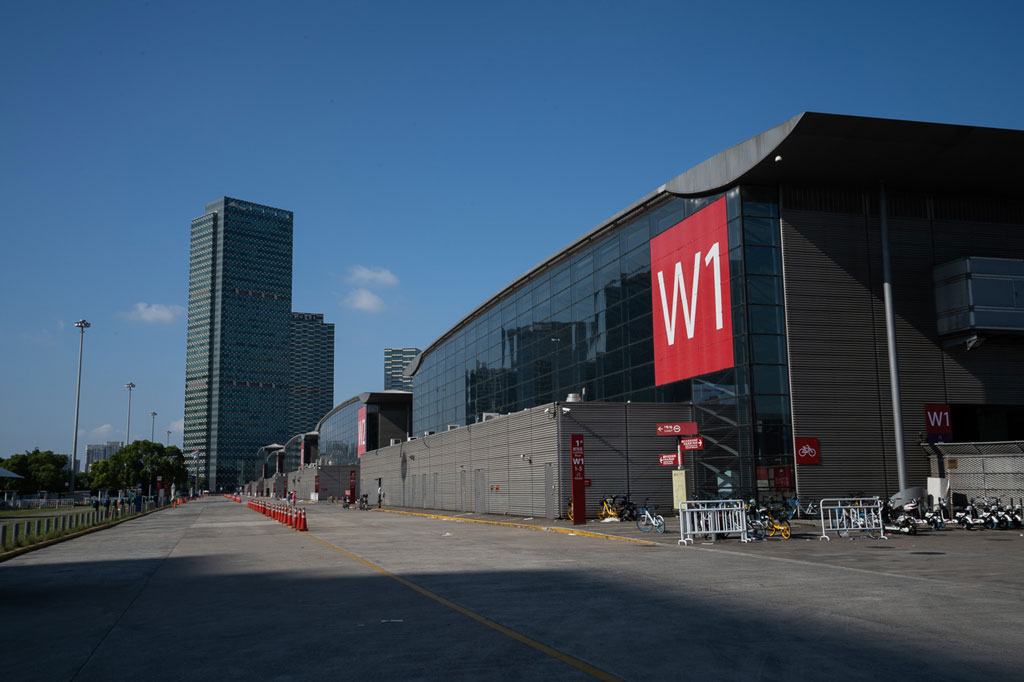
[819,498,886,540]
[678,499,749,545]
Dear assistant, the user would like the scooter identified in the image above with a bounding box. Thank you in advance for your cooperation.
[883,500,918,535]
[923,498,948,531]
[954,499,984,530]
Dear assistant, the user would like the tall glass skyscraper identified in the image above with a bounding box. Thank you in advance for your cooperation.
[384,347,420,390]
[290,312,335,434]
[185,197,295,491]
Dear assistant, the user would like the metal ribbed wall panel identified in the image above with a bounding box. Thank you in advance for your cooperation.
[783,193,1024,501]
[358,402,692,519]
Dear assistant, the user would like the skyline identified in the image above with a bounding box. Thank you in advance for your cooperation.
[2,1,1023,458]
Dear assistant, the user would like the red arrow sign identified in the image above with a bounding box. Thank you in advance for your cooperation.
[656,422,698,436]
[659,453,680,466]
[680,436,704,450]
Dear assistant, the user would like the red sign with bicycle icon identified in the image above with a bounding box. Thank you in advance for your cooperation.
[795,437,820,464]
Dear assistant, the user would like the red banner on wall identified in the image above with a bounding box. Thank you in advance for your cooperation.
[924,403,952,435]
[357,406,367,457]
[570,434,586,526]
[650,197,733,386]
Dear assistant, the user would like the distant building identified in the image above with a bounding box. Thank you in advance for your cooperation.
[85,441,123,471]
[290,312,335,434]
[185,197,333,491]
[384,347,420,391]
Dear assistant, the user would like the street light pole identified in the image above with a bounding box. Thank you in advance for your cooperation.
[125,382,135,445]
[150,411,157,441]
[166,430,171,446]
[70,319,90,496]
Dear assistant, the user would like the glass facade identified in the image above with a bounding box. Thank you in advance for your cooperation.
[185,198,295,491]
[317,398,364,467]
[384,347,420,391]
[290,312,335,435]
[410,186,793,499]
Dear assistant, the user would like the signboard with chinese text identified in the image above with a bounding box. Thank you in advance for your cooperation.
[570,434,585,526]
[656,422,698,436]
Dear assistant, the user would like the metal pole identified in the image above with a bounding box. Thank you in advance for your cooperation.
[125,382,135,445]
[879,182,908,491]
[166,430,171,446]
[150,412,157,441]
[70,319,90,495]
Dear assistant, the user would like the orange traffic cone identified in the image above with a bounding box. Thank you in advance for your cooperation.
[298,509,308,532]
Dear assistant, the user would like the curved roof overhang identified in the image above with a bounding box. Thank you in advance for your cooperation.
[409,112,1024,374]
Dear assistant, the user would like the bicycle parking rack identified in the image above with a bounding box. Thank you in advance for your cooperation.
[819,498,886,540]
[678,499,749,545]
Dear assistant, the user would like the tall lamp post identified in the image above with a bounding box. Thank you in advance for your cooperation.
[166,430,172,446]
[125,382,135,445]
[150,411,157,441]
[70,319,90,496]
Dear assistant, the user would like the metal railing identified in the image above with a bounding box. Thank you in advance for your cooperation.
[819,498,885,540]
[678,499,749,545]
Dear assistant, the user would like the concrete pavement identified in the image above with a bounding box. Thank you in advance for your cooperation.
[2,496,1022,681]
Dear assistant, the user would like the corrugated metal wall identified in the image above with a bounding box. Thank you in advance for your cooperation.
[358,402,693,519]
[782,188,1024,501]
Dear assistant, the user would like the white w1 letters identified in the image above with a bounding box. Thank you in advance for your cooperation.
[656,242,723,346]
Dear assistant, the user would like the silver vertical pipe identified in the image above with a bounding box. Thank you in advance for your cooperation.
[880,182,908,491]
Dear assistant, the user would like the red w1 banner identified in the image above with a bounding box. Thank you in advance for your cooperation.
[357,406,367,456]
[679,436,704,451]
[924,404,952,435]
[656,422,698,436]
[570,434,586,526]
[795,437,820,464]
[650,197,733,386]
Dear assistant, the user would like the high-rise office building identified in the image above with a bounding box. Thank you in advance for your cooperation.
[85,441,123,471]
[290,312,335,434]
[384,347,420,391]
[185,197,294,491]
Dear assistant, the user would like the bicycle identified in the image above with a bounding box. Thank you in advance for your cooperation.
[597,494,634,521]
[635,499,665,534]
[782,497,818,520]
[566,498,574,522]
[744,501,767,540]
[761,507,792,539]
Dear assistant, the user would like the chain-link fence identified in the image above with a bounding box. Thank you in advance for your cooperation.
[927,441,1024,502]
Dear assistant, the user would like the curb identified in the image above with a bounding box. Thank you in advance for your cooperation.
[372,508,660,546]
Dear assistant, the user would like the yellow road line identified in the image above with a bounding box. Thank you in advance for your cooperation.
[306,533,624,682]
[373,508,660,546]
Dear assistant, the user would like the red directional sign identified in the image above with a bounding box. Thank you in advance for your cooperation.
[680,436,704,450]
[659,453,681,466]
[656,422,698,436]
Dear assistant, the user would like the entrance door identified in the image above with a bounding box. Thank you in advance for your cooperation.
[544,463,554,519]
[475,469,486,514]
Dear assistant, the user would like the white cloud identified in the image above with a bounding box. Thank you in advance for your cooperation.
[86,424,116,440]
[343,288,386,312]
[124,302,185,323]
[348,265,399,287]
[170,419,184,434]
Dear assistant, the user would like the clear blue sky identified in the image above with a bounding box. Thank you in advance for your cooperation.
[1,0,1021,458]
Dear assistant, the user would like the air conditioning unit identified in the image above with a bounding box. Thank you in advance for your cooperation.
[390,438,402,446]
[424,430,436,436]
[481,412,499,421]
[447,424,459,431]
[407,436,417,441]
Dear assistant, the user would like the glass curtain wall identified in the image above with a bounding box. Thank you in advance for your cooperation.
[410,186,793,500]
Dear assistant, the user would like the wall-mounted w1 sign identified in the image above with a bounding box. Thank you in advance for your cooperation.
[650,197,733,386]
[795,437,820,464]
[924,403,952,435]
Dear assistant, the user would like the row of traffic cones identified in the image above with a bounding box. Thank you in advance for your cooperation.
[246,497,307,531]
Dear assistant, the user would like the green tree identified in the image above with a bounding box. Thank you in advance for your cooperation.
[0,449,70,494]
[86,441,188,495]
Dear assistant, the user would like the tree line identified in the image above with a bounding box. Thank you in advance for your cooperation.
[1,441,188,495]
